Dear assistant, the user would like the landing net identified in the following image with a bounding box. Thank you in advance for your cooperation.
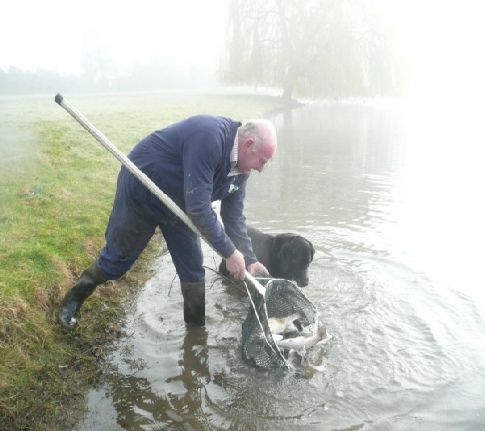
[241,278,319,369]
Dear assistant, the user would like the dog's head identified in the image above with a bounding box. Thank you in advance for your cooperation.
[275,234,315,287]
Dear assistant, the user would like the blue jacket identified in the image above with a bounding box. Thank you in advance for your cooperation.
[127,115,257,264]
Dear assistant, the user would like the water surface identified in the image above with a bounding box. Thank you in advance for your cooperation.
[80,100,485,430]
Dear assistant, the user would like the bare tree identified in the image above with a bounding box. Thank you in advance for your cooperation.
[220,0,406,101]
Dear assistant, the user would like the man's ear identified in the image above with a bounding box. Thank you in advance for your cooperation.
[244,137,255,151]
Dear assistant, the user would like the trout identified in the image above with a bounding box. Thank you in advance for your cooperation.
[275,325,326,352]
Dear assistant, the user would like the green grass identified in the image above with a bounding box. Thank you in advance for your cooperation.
[0,90,287,430]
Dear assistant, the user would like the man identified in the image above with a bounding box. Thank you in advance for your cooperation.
[59,115,277,330]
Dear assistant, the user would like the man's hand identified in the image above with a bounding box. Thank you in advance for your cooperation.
[247,262,269,277]
[225,250,246,280]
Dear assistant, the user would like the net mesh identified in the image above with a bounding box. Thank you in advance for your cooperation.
[241,278,319,369]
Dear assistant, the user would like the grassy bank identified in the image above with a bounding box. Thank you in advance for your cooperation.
[0,90,288,430]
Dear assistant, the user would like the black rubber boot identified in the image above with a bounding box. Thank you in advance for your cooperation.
[180,281,205,327]
[58,260,107,330]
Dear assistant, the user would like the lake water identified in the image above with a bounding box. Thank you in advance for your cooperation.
[80,99,485,430]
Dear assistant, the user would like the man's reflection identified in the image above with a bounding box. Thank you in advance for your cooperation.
[106,327,211,430]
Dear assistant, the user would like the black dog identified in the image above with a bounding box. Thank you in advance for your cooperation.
[219,225,315,287]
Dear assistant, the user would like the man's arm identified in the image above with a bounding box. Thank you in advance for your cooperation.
[220,184,258,265]
[182,130,237,259]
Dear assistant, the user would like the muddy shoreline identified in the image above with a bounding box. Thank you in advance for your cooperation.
[48,237,165,430]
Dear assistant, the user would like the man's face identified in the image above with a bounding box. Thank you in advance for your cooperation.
[237,137,276,175]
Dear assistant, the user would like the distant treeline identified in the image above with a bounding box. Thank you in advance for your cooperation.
[0,65,218,95]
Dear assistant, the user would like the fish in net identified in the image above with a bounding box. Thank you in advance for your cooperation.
[241,278,320,369]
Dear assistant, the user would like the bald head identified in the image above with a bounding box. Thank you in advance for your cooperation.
[240,119,277,153]
[237,119,277,174]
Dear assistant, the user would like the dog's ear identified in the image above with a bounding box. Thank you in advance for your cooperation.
[273,234,291,252]
[276,239,294,266]
[306,239,315,259]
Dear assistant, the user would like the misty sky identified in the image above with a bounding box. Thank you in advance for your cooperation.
[2,0,226,74]
[2,0,483,101]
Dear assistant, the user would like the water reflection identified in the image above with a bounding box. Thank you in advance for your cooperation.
[109,327,210,429]
[249,103,407,234]
[81,313,213,430]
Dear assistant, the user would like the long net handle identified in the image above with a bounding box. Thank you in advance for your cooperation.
[55,93,265,296]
